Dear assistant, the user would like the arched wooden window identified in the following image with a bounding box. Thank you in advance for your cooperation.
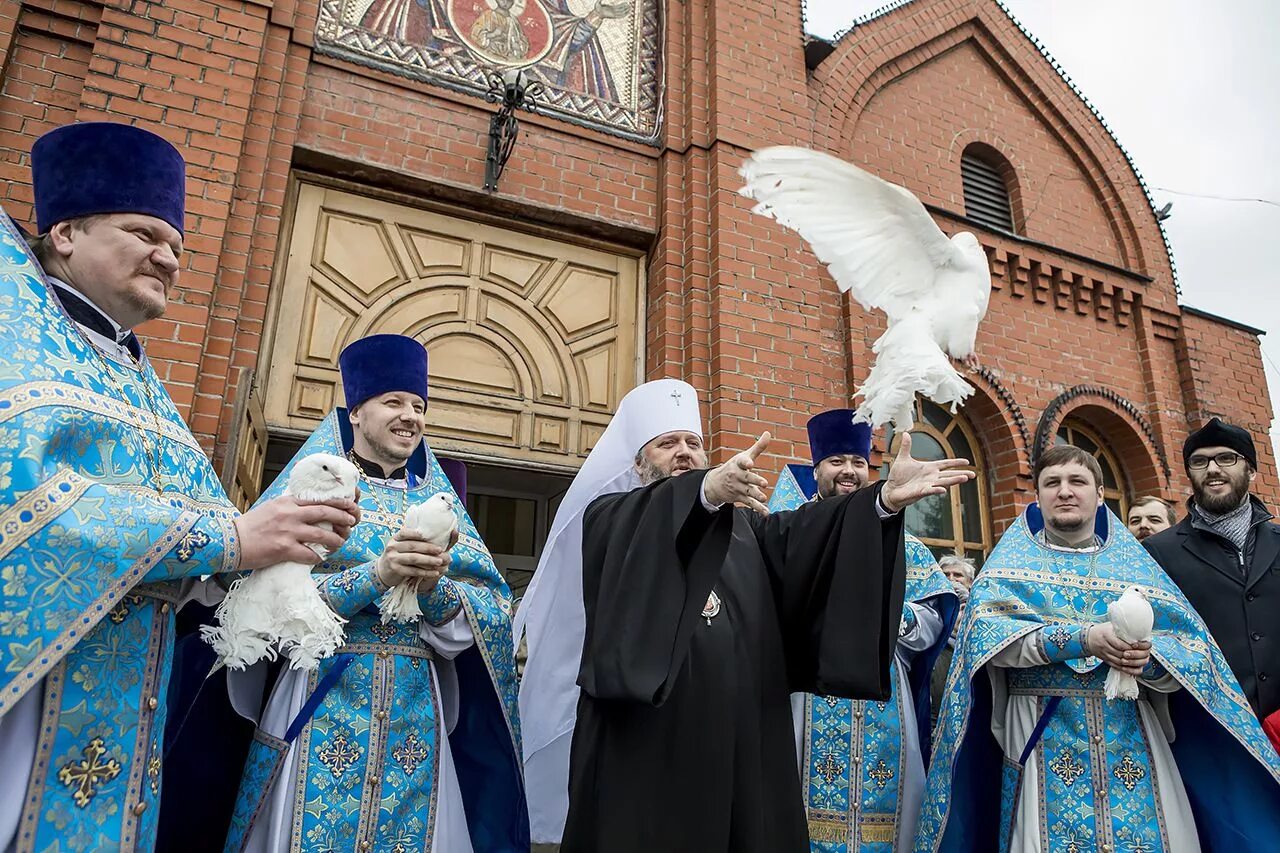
[882,398,992,566]
[1054,420,1129,518]
[961,144,1017,233]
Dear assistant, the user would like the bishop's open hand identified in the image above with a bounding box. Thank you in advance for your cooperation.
[880,432,975,513]
[703,432,772,515]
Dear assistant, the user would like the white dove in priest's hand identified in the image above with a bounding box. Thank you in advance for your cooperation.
[378,492,460,624]
[739,146,993,428]
[202,453,358,671]
[703,432,774,514]
[1104,586,1155,699]
[1084,617,1151,678]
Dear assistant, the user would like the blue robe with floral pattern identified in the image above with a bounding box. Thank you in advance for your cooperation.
[770,464,958,852]
[0,211,240,852]
[915,504,1280,852]
[223,410,527,852]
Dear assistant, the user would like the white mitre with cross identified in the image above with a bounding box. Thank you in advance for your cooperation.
[513,378,703,843]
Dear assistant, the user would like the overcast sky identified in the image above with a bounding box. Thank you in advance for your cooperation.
[804,0,1280,452]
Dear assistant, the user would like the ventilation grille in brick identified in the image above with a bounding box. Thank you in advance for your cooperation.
[961,151,1015,233]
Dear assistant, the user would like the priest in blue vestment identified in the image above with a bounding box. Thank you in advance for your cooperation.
[769,410,957,853]
[223,334,527,852]
[916,444,1280,853]
[0,123,358,852]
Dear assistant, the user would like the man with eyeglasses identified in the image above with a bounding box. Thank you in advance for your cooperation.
[1145,417,1280,724]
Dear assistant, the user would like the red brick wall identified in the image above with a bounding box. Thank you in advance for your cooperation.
[848,40,1124,266]
[0,0,1272,527]
[0,0,100,223]
[1178,311,1279,507]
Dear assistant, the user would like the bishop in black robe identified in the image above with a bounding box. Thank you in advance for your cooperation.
[562,466,907,852]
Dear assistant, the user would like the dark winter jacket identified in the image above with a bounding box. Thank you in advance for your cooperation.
[1145,496,1280,720]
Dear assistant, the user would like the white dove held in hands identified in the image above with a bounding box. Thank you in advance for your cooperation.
[379,492,460,624]
[201,454,356,671]
[1104,586,1154,701]
[738,146,993,427]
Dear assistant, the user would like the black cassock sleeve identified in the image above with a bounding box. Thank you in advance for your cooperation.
[576,469,732,707]
[748,482,906,700]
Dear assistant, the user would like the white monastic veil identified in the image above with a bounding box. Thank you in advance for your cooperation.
[513,379,704,844]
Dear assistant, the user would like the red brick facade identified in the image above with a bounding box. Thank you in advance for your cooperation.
[1,0,1274,538]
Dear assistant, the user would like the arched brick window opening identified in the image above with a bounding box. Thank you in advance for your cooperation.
[961,143,1021,234]
[1055,419,1129,518]
[881,398,992,567]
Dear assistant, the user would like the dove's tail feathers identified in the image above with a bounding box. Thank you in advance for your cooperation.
[200,623,278,671]
[854,318,974,428]
[275,598,346,672]
[1105,668,1141,701]
[379,583,425,625]
[201,573,280,669]
[202,565,346,671]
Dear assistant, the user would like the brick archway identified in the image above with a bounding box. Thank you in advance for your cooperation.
[1032,386,1171,500]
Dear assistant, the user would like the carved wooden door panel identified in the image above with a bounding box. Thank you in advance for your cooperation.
[263,183,644,468]
[222,369,268,511]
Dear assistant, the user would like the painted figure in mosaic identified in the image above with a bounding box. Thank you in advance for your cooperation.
[0,122,358,852]
[360,0,450,48]
[470,0,532,62]
[536,0,628,101]
[767,410,958,853]
[517,381,975,852]
[916,443,1280,852]
[223,334,527,852]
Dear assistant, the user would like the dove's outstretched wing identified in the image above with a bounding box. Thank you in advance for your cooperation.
[738,146,963,320]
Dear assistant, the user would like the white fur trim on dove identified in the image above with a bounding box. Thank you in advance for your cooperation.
[1104,586,1155,701]
[379,492,460,624]
[200,453,355,671]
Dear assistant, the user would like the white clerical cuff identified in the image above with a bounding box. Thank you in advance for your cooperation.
[699,476,724,512]
[876,493,898,518]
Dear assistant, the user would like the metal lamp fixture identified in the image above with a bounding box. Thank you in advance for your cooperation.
[483,68,545,192]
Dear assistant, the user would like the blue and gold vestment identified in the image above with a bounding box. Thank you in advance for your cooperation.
[224,411,528,852]
[769,465,958,852]
[916,504,1280,852]
[0,211,240,851]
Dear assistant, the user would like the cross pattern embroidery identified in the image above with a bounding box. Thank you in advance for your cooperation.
[867,759,894,789]
[1113,754,1147,791]
[1048,748,1087,787]
[317,732,362,777]
[393,732,430,776]
[175,529,211,562]
[1047,624,1075,651]
[57,738,122,808]
[370,621,399,642]
[670,389,682,406]
[815,752,844,786]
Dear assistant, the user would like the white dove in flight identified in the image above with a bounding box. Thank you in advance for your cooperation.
[201,453,356,671]
[379,492,459,624]
[738,146,993,427]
